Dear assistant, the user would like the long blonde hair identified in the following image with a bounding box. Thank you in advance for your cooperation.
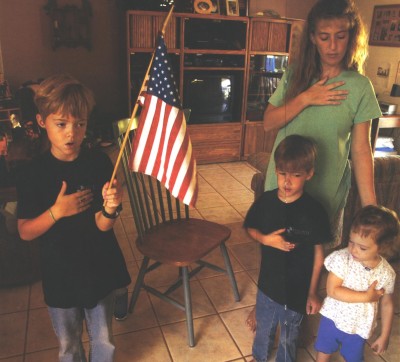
[286,0,368,100]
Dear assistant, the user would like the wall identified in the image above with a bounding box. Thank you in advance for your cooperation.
[249,0,317,19]
[0,0,127,130]
[358,0,400,108]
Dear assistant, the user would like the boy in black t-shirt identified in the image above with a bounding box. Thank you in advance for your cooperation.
[16,74,131,361]
[245,135,331,362]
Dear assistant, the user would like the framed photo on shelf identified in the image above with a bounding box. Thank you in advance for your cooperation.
[369,4,400,47]
[210,0,220,14]
[226,0,239,16]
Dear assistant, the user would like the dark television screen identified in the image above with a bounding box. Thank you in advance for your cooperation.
[183,74,234,124]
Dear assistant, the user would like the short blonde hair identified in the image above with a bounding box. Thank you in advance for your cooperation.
[34,74,95,121]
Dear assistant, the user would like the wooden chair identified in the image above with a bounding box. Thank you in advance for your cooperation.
[371,115,400,152]
[112,118,240,347]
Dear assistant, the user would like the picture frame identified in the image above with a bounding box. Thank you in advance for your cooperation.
[193,0,219,14]
[211,0,220,14]
[226,0,239,16]
[369,4,400,47]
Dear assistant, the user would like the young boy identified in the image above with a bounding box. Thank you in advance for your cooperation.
[315,205,399,362]
[16,74,131,361]
[245,134,331,362]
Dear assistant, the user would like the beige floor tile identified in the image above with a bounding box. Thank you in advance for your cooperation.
[296,348,316,362]
[198,206,243,224]
[149,280,217,325]
[141,262,186,289]
[233,202,254,218]
[200,271,258,312]
[25,307,58,353]
[24,348,60,362]
[247,268,259,285]
[0,284,29,314]
[113,291,158,335]
[213,179,249,192]
[229,242,261,270]
[120,217,143,261]
[116,231,135,263]
[0,311,27,359]
[162,315,241,362]
[197,177,216,194]
[225,222,254,245]
[195,192,230,209]
[114,327,171,362]
[193,246,243,279]
[120,200,134,219]
[218,188,254,204]
[0,357,24,362]
[220,307,255,356]
[29,280,46,309]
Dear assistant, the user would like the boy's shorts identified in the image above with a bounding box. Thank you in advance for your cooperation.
[315,316,366,362]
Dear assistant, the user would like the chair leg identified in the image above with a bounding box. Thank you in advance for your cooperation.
[182,266,195,347]
[220,243,240,302]
[128,256,150,313]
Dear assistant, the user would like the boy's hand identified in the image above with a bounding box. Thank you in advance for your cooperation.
[366,280,385,302]
[52,181,93,219]
[262,228,296,251]
[370,335,388,355]
[102,179,123,211]
[306,293,322,315]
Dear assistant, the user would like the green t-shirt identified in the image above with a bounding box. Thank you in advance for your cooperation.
[265,70,382,221]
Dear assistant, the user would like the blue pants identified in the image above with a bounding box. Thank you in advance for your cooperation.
[252,290,303,362]
[315,315,366,362]
[48,292,115,362]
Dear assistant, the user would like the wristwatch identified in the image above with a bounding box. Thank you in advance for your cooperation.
[102,204,123,219]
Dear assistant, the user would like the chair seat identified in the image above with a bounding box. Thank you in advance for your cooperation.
[137,218,231,266]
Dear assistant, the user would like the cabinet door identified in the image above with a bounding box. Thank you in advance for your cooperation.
[243,122,278,158]
[250,20,290,52]
[127,12,178,49]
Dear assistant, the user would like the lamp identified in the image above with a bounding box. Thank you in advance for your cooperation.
[390,83,400,97]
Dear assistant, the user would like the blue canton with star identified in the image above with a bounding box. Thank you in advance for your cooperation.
[147,35,181,109]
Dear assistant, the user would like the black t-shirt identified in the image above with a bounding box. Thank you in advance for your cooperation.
[244,189,331,314]
[16,149,131,308]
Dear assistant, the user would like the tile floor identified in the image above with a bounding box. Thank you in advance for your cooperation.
[1,160,399,361]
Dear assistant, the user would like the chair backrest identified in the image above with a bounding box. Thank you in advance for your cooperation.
[112,118,190,242]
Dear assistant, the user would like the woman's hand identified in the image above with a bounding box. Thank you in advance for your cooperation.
[264,77,348,132]
[302,77,348,106]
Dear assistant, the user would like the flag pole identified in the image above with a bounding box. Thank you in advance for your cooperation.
[107,5,175,189]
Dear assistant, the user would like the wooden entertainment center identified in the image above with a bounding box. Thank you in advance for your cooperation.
[126,10,303,163]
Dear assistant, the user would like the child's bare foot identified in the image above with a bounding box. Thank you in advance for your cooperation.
[246,307,257,332]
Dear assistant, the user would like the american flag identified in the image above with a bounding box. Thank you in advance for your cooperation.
[129,35,198,207]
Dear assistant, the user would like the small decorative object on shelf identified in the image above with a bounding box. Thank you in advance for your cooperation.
[194,0,211,14]
[44,0,92,50]
[226,0,239,16]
